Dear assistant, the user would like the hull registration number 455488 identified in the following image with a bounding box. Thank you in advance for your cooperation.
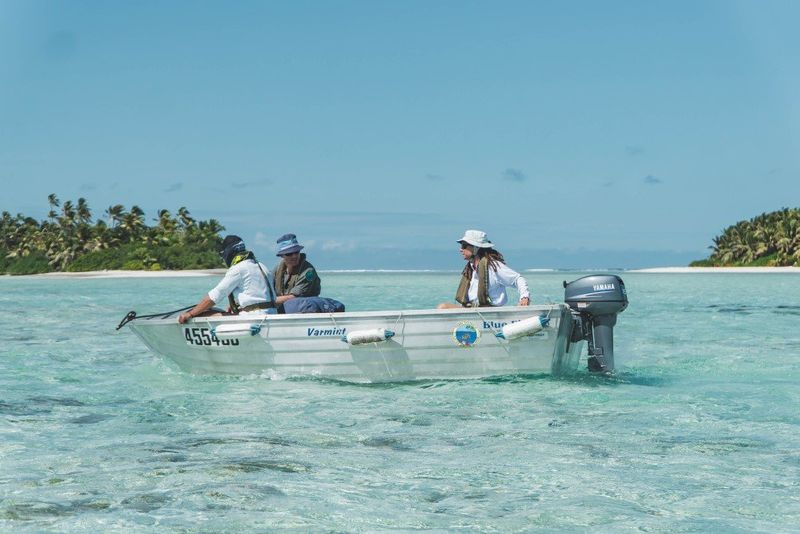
[183,327,240,346]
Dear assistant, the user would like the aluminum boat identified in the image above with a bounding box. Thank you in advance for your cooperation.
[122,274,627,383]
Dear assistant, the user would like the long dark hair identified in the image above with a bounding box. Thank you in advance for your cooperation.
[462,247,505,277]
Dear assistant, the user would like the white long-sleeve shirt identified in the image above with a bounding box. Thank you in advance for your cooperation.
[207,260,276,308]
[467,261,530,306]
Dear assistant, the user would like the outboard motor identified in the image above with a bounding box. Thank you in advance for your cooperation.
[564,275,628,373]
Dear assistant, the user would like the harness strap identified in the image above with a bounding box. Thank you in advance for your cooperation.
[240,301,275,312]
[225,253,277,314]
[256,263,277,304]
[455,257,492,307]
[228,294,240,314]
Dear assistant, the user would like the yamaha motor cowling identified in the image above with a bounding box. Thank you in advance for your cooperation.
[564,275,628,373]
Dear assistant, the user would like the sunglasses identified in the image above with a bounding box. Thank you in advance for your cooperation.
[282,251,300,257]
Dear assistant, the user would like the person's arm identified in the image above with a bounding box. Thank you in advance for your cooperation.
[271,264,293,304]
[179,268,239,323]
[178,295,216,324]
[288,266,317,297]
[276,294,296,304]
[273,270,295,304]
[494,263,530,306]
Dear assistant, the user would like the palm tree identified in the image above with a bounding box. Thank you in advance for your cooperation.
[4,195,228,273]
[47,194,60,222]
[157,209,176,230]
[86,220,113,252]
[48,240,81,270]
[194,219,225,246]
[152,209,178,245]
[120,205,145,241]
[105,204,125,228]
[76,198,92,225]
[7,219,39,259]
[0,211,18,249]
[59,200,76,229]
[177,206,195,228]
[707,207,800,266]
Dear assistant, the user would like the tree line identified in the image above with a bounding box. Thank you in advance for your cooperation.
[691,207,800,267]
[4,197,798,273]
[0,195,225,274]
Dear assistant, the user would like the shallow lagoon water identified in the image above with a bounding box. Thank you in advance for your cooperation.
[1,272,799,532]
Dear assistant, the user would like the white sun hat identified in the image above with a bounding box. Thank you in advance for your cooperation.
[457,229,493,248]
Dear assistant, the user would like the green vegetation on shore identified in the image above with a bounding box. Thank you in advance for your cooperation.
[691,208,800,267]
[1,195,225,275]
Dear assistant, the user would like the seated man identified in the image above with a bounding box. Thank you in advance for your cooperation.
[178,235,277,323]
[272,233,321,307]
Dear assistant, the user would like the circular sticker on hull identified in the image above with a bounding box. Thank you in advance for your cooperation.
[453,322,481,347]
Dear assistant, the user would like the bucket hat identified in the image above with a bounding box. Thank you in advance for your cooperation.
[457,229,493,248]
[276,233,304,256]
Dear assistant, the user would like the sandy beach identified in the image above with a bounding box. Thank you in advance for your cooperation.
[630,266,800,273]
[18,269,227,279]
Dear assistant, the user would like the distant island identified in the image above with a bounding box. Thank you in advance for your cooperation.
[691,208,800,267]
[1,195,224,275]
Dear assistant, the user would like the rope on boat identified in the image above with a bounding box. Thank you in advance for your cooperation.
[247,312,272,339]
[474,309,511,356]
[256,313,271,329]
[328,311,340,331]
[391,312,404,333]
[115,305,196,330]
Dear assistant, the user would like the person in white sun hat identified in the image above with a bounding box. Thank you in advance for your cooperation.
[437,229,530,309]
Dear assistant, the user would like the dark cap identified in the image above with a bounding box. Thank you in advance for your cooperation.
[219,235,246,266]
[220,235,243,251]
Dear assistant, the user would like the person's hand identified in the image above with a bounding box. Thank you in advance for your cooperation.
[519,297,530,306]
[178,312,192,324]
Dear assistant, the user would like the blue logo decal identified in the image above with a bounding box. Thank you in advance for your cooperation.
[453,322,481,347]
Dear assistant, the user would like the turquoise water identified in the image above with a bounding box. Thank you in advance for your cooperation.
[1,272,799,532]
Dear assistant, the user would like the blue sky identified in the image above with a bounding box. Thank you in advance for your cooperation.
[1,1,798,268]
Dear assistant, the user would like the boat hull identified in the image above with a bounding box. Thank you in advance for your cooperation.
[127,305,584,382]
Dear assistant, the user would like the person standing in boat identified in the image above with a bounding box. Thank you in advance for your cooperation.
[438,230,530,309]
[177,235,277,323]
[272,233,322,309]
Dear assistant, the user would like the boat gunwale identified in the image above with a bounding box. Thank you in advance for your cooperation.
[128,303,570,326]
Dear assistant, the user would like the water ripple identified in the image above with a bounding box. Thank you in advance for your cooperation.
[1,273,799,531]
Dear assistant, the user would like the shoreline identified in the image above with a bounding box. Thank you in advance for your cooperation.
[629,266,800,273]
[12,269,228,279]
[3,266,799,279]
